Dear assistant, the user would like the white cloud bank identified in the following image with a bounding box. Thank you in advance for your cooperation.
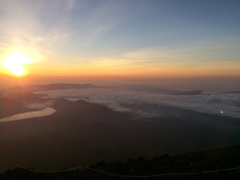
[37,87,240,119]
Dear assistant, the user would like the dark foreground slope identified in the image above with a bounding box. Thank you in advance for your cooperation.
[1,99,240,173]
[1,145,240,180]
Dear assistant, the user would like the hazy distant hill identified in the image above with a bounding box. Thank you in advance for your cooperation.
[0,86,45,118]
[0,74,16,88]
[224,91,240,94]
[119,84,205,95]
[0,74,12,79]
[28,83,101,91]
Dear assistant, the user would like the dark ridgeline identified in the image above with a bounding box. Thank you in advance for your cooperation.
[1,145,240,179]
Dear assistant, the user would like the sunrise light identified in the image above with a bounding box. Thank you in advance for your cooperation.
[2,52,33,77]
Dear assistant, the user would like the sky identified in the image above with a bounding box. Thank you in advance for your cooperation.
[0,0,240,78]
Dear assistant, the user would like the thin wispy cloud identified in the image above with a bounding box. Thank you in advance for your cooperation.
[121,41,240,72]
[124,41,240,60]
[0,0,75,61]
[69,1,124,47]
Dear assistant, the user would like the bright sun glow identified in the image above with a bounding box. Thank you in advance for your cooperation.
[3,52,33,77]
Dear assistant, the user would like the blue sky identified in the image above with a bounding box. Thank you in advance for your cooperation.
[0,0,240,77]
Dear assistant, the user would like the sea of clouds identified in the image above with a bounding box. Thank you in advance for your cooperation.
[36,87,240,119]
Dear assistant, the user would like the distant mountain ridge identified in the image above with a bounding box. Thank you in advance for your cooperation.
[119,84,206,95]
[28,83,101,91]
[224,90,240,94]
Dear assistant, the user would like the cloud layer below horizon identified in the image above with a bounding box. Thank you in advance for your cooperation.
[37,87,240,119]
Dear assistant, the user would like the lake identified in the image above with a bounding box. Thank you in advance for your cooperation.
[0,107,56,122]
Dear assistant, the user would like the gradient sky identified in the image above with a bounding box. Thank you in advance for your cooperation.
[0,0,240,78]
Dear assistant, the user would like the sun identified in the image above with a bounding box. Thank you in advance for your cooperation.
[2,52,32,77]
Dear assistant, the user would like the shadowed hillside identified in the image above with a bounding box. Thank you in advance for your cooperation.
[1,98,240,173]
[1,145,240,179]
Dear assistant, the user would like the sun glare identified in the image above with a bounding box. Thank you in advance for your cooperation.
[2,52,33,77]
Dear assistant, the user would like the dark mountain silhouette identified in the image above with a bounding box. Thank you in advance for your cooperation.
[1,99,240,173]
[1,145,240,179]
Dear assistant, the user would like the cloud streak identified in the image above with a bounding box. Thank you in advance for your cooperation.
[123,41,240,62]
[114,42,240,76]
[0,0,75,62]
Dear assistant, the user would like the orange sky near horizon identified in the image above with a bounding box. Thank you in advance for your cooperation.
[0,0,240,80]
[20,58,240,78]
[1,62,240,79]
